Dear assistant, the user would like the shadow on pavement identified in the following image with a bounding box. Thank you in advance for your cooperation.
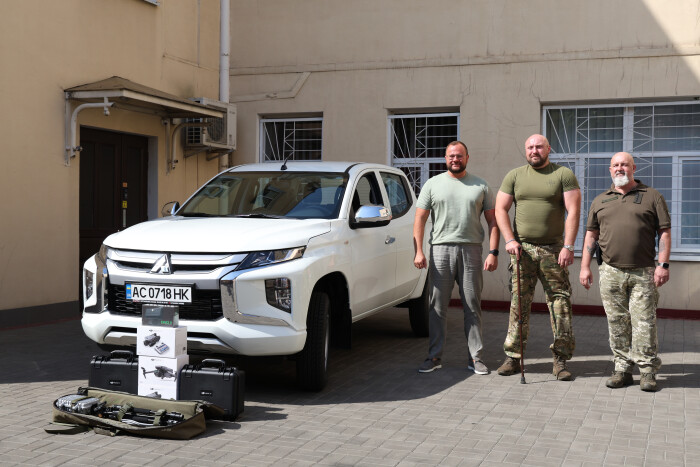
[3,309,699,407]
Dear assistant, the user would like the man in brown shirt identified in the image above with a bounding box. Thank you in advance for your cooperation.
[580,152,671,392]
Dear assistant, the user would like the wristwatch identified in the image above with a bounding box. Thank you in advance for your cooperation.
[658,262,670,269]
[563,245,574,252]
[489,249,499,257]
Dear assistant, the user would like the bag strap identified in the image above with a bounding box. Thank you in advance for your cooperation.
[44,422,90,435]
[153,409,166,426]
[117,403,133,421]
[93,426,122,437]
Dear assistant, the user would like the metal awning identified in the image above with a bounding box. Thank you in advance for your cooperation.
[64,76,225,166]
[65,76,223,119]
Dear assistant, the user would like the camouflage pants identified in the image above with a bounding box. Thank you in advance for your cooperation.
[503,242,575,360]
[599,263,661,374]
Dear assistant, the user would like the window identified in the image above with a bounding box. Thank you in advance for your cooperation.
[350,173,383,222]
[260,117,322,162]
[179,171,345,219]
[380,172,412,218]
[389,112,459,195]
[544,102,700,257]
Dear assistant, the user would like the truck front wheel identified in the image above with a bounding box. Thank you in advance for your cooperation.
[297,290,330,391]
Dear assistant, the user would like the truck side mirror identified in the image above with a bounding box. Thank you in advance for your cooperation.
[161,201,180,217]
[350,205,392,229]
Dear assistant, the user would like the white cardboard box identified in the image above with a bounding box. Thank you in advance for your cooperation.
[138,355,189,387]
[137,326,187,358]
[138,381,179,400]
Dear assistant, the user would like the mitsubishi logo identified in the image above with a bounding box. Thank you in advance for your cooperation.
[150,254,172,274]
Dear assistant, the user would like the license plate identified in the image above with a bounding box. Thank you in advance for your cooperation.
[126,283,192,304]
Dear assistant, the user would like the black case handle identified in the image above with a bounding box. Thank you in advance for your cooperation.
[199,359,227,369]
[110,350,136,362]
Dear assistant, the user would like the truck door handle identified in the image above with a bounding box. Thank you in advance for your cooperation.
[385,236,395,244]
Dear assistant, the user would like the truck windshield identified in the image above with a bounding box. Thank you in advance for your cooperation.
[179,172,347,219]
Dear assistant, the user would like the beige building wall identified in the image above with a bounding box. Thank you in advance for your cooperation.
[2,0,699,324]
[228,0,700,312]
[0,0,225,322]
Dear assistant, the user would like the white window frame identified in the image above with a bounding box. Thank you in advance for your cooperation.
[259,116,323,163]
[388,112,460,194]
[543,101,700,260]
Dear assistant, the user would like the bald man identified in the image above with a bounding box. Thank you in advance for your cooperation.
[580,152,671,392]
[495,134,581,381]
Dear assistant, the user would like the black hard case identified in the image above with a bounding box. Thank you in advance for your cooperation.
[178,359,244,420]
[88,350,139,394]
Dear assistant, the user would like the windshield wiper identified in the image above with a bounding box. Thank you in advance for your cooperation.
[180,212,219,217]
[230,213,286,219]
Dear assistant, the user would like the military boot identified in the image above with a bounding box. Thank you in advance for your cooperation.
[606,371,633,388]
[552,354,572,381]
[496,356,521,376]
[640,373,658,392]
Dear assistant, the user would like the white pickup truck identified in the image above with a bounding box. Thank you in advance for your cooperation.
[82,162,430,390]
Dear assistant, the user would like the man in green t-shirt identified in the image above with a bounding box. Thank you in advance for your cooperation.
[414,141,500,374]
[495,134,581,380]
[580,152,671,392]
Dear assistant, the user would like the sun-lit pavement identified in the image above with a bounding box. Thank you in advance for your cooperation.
[1,308,699,466]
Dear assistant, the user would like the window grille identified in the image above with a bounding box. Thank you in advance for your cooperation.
[544,102,700,258]
[260,117,322,162]
[389,112,459,195]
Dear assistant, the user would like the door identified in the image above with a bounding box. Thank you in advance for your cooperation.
[348,171,397,315]
[378,170,421,300]
[79,128,148,269]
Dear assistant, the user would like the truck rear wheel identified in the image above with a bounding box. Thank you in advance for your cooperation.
[408,274,430,337]
[297,290,330,391]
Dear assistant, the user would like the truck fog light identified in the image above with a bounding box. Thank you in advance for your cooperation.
[84,268,94,299]
[265,278,291,312]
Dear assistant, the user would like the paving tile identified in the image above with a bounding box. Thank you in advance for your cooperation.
[1,311,699,466]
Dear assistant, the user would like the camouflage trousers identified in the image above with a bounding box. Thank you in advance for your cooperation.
[503,242,575,360]
[599,263,661,374]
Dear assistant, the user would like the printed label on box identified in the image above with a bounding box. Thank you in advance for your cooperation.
[138,355,189,385]
[137,326,187,358]
[138,381,179,400]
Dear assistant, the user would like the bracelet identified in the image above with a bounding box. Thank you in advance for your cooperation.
[505,239,516,244]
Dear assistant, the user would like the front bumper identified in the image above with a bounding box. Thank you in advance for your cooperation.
[81,251,316,356]
[81,312,307,356]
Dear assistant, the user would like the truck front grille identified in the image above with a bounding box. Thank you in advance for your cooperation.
[108,285,223,321]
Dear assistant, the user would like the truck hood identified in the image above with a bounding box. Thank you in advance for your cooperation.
[103,217,331,253]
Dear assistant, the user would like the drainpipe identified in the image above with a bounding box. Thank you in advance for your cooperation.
[219,0,231,171]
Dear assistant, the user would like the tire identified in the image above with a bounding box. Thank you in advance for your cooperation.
[408,274,430,337]
[297,291,330,391]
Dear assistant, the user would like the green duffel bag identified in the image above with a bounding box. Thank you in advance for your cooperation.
[48,386,226,440]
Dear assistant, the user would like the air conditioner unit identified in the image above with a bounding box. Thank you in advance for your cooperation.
[184,98,237,150]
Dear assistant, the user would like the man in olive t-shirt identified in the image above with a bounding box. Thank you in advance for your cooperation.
[580,152,671,392]
[495,134,581,381]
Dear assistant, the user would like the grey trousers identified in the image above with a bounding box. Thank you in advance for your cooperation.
[427,244,484,361]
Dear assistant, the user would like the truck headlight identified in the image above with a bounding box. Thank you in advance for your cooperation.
[84,268,94,299]
[265,278,292,312]
[84,245,109,314]
[237,247,305,270]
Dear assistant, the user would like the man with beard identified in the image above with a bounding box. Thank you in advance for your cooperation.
[414,141,500,374]
[495,134,581,380]
[579,152,670,392]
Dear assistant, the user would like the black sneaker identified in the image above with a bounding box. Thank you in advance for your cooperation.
[418,358,442,373]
